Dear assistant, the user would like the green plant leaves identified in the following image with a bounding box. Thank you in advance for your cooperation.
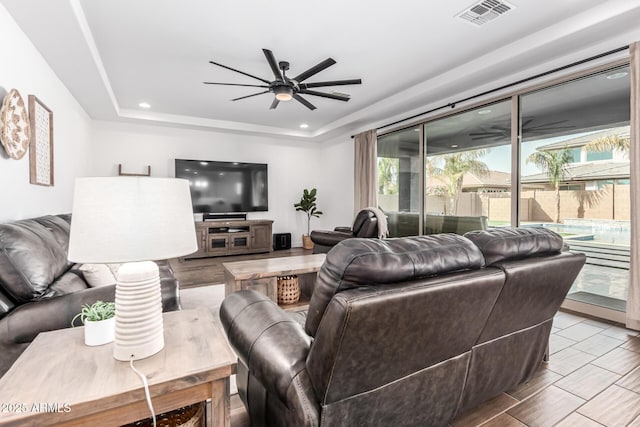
[294,188,323,235]
[71,300,115,326]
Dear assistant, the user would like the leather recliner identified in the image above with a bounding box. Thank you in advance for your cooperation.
[220,227,585,427]
[309,209,379,254]
[0,214,181,377]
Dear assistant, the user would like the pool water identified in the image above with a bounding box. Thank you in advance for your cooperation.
[522,220,630,246]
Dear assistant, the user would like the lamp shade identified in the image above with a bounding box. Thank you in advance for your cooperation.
[68,177,197,263]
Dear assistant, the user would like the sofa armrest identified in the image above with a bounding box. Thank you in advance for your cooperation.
[334,226,353,233]
[220,290,312,403]
[309,230,354,247]
[0,273,180,345]
[0,285,117,344]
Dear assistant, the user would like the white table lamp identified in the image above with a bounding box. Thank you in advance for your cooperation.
[68,177,197,361]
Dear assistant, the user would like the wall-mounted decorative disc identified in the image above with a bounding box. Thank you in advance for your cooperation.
[0,88,31,160]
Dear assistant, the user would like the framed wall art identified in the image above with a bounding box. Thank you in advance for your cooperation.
[28,95,54,186]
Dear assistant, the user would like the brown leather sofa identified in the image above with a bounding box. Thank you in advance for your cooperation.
[220,227,585,426]
[309,209,379,254]
[0,214,180,377]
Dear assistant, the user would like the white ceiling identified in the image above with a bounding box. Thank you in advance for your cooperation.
[3,0,640,141]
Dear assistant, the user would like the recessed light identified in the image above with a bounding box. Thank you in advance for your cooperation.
[451,144,459,148]
[200,162,208,166]
[300,123,309,129]
[138,102,151,109]
[606,72,628,80]
[414,128,420,132]
[477,109,492,115]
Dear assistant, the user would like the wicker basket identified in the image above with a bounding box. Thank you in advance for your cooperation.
[277,275,300,305]
[122,401,204,427]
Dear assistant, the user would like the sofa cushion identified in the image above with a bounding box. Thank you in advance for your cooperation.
[0,216,71,302]
[305,234,485,336]
[48,271,89,296]
[464,227,563,266]
[79,264,117,288]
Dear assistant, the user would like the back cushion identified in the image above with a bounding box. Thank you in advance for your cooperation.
[464,227,563,265]
[0,216,71,302]
[305,234,485,336]
[351,210,376,236]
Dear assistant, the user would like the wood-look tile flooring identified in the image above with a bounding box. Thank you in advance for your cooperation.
[452,311,640,427]
[175,251,640,427]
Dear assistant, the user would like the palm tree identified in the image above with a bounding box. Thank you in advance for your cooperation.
[426,149,489,215]
[583,134,629,155]
[526,148,572,223]
[377,157,399,195]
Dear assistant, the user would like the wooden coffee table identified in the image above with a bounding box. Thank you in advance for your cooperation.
[223,254,325,311]
[0,308,236,427]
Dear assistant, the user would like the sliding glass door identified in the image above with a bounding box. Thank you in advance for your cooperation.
[519,65,631,313]
[377,127,421,237]
[424,100,512,234]
[374,60,632,320]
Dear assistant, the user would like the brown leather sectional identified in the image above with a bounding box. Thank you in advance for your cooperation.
[221,227,586,426]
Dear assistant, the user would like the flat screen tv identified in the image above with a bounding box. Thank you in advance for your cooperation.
[175,159,268,213]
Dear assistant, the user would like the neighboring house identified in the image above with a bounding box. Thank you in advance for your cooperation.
[425,170,511,193]
[521,126,630,191]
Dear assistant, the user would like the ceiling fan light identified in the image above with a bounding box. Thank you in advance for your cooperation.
[274,86,293,101]
[275,93,292,101]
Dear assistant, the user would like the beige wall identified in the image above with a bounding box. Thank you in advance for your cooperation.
[477,185,631,223]
[419,185,631,224]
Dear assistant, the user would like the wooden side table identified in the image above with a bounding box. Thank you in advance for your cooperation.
[0,308,236,427]
[223,254,326,311]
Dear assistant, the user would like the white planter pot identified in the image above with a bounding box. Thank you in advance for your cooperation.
[84,317,115,346]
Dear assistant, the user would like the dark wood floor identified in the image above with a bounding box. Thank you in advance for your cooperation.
[169,247,312,289]
[179,251,640,426]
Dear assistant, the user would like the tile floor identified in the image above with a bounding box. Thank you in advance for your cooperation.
[452,310,640,427]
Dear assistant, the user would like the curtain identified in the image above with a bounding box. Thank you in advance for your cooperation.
[353,129,378,214]
[627,41,640,331]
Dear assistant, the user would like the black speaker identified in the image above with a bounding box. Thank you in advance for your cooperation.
[273,233,291,250]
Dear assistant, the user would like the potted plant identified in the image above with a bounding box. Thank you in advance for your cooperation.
[294,188,323,250]
[72,300,116,346]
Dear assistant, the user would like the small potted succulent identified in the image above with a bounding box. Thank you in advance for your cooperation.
[72,300,116,346]
[294,188,323,250]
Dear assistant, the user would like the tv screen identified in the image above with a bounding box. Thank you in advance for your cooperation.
[175,159,268,213]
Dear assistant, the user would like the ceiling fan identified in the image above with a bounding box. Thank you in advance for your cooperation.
[203,49,362,110]
[469,119,575,141]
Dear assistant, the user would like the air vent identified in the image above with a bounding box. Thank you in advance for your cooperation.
[457,0,514,26]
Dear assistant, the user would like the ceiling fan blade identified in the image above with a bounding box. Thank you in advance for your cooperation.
[293,94,316,110]
[298,89,350,101]
[263,49,283,81]
[231,90,270,101]
[300,79,362,89]
[209,61,271,84]
[293,58,336,82]
[270,98,280,110]
[203,82,270,88]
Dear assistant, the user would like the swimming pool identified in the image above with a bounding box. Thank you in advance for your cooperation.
[522,219,630,246]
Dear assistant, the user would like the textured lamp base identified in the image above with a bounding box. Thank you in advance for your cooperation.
[113,261,164,361]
